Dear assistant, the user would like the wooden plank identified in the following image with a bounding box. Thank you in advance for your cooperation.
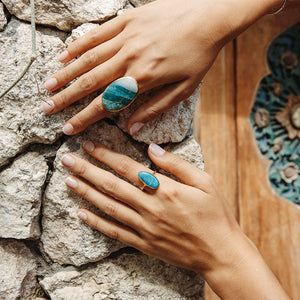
[236,8,300,299]
[194,42,236,300]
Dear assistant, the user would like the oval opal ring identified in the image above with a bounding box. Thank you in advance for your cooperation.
[102,76,138,112]
[138,171,160,191]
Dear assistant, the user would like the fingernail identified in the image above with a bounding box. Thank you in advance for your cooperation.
[65,176,78,188]
[41,100,55,113]
[44,77,58,90]
[83,141,95,152]
[63,123,74,135]
[78,211,87,221]
[57,50,69,62]
[61,154,75,167]
[129,122,144,135]
[149,143,165,157]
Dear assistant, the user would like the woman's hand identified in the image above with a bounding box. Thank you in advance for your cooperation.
[61,142,289,299]
[42,0,282,136]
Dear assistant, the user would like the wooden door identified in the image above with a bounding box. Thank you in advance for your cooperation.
[194,6,300,300]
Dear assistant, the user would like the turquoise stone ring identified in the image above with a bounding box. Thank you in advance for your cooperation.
[102,76,138,112]
[138,171,160,190]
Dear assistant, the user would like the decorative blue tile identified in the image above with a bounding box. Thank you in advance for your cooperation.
[138,171,159,189]
[102,77,138,112]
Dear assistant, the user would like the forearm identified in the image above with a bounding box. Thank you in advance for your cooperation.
[200,231,290,300]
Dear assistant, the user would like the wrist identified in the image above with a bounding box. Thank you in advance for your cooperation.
[200,231,290,300]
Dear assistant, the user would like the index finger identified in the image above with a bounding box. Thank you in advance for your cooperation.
[59,15,127,63]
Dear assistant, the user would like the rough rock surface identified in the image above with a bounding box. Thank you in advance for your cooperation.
[41,121,151,266]
[0,18,88,167]
[110,86,200,144]
[130,0,156,7]
[0,240,41,299]
[2,0,127,31]
[40,252,204,299]
[0,2,7,31]
[0,152,48,239]
[166,136,205,170]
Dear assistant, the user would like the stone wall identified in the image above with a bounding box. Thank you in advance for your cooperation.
[0,1,205,299]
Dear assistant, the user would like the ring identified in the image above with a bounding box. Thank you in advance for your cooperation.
[102,76,138,112]
[138,171,160,191]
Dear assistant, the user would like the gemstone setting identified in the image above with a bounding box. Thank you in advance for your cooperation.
[102,77,138,112]
[138,171,159,190]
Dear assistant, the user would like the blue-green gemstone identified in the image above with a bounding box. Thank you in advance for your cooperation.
[138,171,159,189]
[102,77,138,112]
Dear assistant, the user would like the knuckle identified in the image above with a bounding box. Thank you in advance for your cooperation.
[108,228,120,240]
[78,74,95,91]
[102,176,118,194]
[159,187,178,202]
[87,29,100,45]
[143,105,161,121]
[103,202,118,218]
[53,92,68,108]
[77,163,88,177]
[81,49,98,67]
[79,185,89,200]
[116,158,131,177]
[57,68,70,84]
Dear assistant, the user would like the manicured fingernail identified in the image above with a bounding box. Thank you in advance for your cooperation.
[44,77,58,90]
[78,211,87,221]
[63,123,74,135]
[61,154,75,167]
[129,122,144,135]
[83,141,95,152]
[149,143,165,157]
[41,100,55,113]
[57,50,69,62]
[65,176,78,188]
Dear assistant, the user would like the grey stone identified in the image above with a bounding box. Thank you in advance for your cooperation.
[0,152,48,239]
[40,252,204,300]
[110,86,200,144]
[65,23,100,47]
[0,240,41,299]
[130,0,156,7]
[117,1,135,15]
[41,121,151,266]
[2,0,127,31]
[166,136,205,171]
[0,18,88,167]
[0,2,7,31]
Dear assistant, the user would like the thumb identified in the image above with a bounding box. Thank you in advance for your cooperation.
[148,143,213,191]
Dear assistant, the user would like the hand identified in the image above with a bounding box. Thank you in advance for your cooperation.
[42,0,279,136]
[61,142,289,299]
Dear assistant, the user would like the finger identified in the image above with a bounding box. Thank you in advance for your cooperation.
[147,143,214,192]
[62,94,109,135]
[61,153,145,210]
[58,16,127,63]
[127,80,195,135]
[65,175,142,228]
[83,141,162,188]
[42,55,124,114]
[45,38,122,92]
[77,209,147,249]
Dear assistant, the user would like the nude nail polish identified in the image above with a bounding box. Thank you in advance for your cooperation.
[129,122,144,135]
[61,154,75,167]
[57,50,69,62]
[44,78,57,90]
[41,100,55,113]
[63,123,74,135]
[65,177,78,188]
